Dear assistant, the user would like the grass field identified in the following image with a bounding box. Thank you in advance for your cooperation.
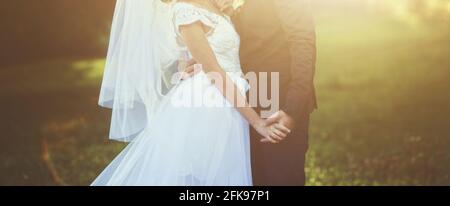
[0,8,449,185]
[307,12,450,185]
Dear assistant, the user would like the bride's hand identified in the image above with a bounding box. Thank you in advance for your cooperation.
[252,119,291,144]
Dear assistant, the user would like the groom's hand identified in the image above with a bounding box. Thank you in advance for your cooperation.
[269,111,295,129]
[262,110,296,143]
[181,59,202,80]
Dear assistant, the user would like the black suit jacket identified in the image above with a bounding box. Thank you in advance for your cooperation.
[234,0,317,121]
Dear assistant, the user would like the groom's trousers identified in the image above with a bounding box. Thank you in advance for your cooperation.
[250,113,310,186]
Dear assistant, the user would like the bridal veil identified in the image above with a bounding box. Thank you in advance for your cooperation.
[98,0,179,142]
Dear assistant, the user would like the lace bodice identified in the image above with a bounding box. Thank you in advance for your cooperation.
[173,2,242,73]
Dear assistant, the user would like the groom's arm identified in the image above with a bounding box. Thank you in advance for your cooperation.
[274,0,316,122]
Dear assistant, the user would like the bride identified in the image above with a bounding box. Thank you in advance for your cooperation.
[91,0,290,186]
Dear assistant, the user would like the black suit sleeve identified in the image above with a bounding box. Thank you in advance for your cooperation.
[274,0,316,121]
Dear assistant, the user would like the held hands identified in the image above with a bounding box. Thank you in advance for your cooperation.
[181,59,296,144]
[258,111,296,144]
[265,110,296,132]
[253,119,291,144]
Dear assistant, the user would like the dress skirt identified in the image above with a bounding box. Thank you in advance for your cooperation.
[91,71,252,186]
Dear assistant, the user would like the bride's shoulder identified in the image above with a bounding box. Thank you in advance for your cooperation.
[172,1,219,28]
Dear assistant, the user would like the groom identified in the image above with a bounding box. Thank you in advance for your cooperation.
[185,0,317,186]
[232,0,317,186]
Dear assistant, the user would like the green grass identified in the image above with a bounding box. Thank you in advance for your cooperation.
[306,13,450,185]
[0,58,123,185]
[1,11,449,185]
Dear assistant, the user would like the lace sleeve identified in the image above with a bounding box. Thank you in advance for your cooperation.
[173,3,218,36]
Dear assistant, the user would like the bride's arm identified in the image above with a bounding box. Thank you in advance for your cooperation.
[179,22,290,143]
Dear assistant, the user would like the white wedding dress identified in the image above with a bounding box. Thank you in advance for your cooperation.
[91,2,252,186]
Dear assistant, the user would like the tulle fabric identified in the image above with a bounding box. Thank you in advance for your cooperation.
[92,72,252,186]
[99,0,179,142]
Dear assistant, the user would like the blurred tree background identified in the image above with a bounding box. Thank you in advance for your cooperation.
[0,0,114,66]
[0,0,449,185]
